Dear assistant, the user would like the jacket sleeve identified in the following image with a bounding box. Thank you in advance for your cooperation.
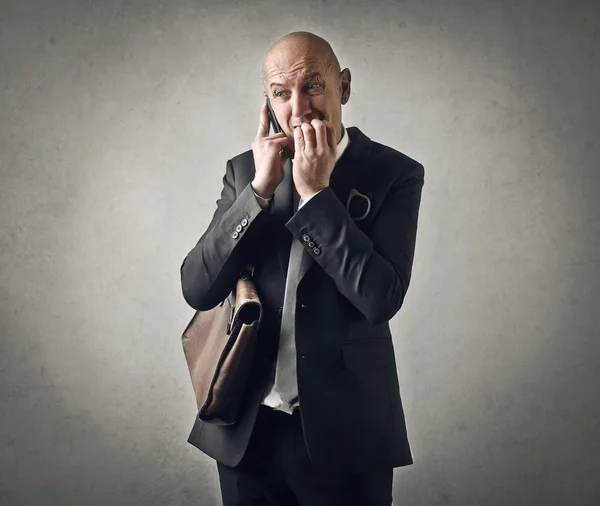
[180,158,271,311]
[285,163,425,325]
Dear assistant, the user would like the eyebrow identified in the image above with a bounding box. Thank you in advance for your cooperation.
[270,72,323,88]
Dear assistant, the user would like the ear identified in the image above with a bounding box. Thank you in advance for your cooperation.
[340,68,351,105]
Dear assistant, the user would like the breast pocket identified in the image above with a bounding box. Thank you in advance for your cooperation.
[342,338,395,371]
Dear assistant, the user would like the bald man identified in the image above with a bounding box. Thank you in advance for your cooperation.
[180,31,425,506]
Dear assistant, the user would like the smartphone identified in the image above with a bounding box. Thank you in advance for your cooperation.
[265,96,292,159]
[266,96,283,134]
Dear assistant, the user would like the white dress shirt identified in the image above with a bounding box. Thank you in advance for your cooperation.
[253,125,350,414]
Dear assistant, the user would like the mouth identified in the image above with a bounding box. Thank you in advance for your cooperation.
[291,114,326,129]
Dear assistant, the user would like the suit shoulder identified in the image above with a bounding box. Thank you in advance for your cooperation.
[230,149,254,168]
[369,140,424,180]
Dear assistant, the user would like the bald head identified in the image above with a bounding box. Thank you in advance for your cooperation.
[262,31,341,85]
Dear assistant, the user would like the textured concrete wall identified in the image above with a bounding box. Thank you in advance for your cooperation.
[1,0,599,505]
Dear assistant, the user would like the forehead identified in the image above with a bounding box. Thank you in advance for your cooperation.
[263,44,333,85]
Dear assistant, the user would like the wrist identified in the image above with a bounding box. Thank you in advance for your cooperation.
[251,180,275,200]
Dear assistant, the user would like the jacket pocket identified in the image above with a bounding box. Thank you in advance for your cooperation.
[342,338,395,371]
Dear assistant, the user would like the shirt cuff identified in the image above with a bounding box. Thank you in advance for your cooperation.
[297,189,323,210]
[253,189,273,210]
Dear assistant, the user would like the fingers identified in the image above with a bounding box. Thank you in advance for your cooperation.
[293,125,305,154]
[323,121,336,149]
[301,123,316,152]
[255,104,270,139]
[311,120,331,150]
[294,120,336,158]
[309,119,336,151]
[271,135,291,151]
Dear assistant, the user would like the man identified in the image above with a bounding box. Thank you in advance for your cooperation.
[180,31,425,506]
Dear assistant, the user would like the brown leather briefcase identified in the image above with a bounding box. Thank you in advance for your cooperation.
[181,267,262,425]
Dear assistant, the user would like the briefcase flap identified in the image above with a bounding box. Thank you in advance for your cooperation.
[231,277,262,327]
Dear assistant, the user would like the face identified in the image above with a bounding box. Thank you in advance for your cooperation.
[262,41,351,146]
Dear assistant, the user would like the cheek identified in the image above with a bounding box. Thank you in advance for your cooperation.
[277,106,292,125]
[311,97,334,119]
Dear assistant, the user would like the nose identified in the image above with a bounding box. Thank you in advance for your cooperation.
[290,92,312,123]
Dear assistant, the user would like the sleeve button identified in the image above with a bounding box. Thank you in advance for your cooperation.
[235,224,243,232]
[302,234,310,242]
[241,218,248,226]
[232,231,239,239]
[313,248,321,255]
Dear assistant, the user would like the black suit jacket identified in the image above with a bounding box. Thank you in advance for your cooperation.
[180,126,425,474]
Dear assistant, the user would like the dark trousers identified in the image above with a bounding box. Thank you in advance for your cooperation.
[216,403,394,506]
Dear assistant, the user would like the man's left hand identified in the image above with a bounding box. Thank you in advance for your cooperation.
[292,119,337,202]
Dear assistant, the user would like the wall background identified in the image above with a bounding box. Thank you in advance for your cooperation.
[1,0,599,504]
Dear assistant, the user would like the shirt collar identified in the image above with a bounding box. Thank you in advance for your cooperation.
[335,124,350,163]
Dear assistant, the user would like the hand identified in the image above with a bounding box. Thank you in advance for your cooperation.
[251,104,293,199]
[292,119,337,201]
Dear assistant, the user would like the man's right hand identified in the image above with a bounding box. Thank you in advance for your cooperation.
[250,103,292,199]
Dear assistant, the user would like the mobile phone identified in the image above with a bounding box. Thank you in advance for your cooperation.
[265,96,292,159]
[266,96,283,134]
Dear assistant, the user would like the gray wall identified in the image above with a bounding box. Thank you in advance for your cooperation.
[1,0,599,505]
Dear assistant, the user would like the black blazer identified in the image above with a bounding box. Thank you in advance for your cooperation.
[180,126,425,474]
